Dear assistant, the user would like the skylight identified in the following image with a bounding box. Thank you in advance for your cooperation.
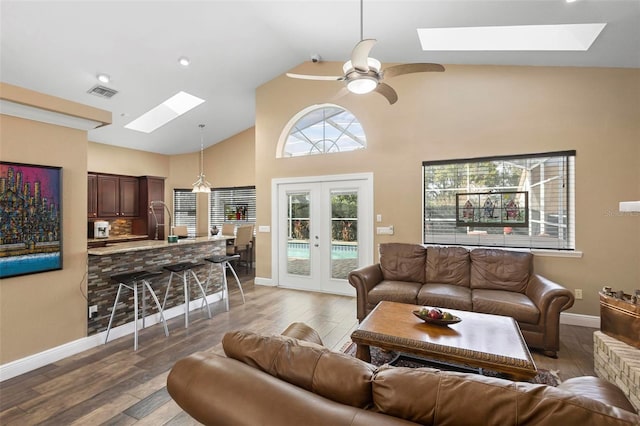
[417,23,606,51]
[125,91,205,133]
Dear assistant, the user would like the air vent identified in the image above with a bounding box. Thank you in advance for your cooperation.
[87,85,118,98]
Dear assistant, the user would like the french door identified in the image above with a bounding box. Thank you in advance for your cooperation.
[274,175,372,295]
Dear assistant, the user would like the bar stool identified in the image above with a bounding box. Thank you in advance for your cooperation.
[105,270,169,351]
[161,262,211,328]
[203,254,245,312]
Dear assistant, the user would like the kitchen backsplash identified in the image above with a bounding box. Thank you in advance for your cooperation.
[108,219,133,236]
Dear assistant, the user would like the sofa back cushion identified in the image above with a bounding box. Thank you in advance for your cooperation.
[470,248,532,293]
[222,330,375,409]
[425,246,470,287]
[380,243,426,283]
[372,366,638,425]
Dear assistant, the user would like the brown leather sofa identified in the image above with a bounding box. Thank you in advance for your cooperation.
[167,323,639,426]
[348,243,575,357]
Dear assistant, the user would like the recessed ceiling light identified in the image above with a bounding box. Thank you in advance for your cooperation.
[124,91,205,133]
[97,73,110,83]
[178,57,190,67]
[417,23,606,51]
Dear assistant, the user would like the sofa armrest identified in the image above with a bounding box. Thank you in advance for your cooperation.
[281,322,324,346]
[557,376,638,415]
[348,264,384,321]
[525,274,575,355]
[526,274,575,317]
[167,352,414,426]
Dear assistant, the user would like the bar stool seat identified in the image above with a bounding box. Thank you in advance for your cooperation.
[203,254,245,312]
[105,270,169,351]
[161,262,211,328]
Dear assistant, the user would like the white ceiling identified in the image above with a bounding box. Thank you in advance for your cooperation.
[1,0,639,155]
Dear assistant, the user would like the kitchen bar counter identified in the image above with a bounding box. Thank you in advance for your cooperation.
[88,235,233,336]
[87,234,148,249]
[88,235,232,255]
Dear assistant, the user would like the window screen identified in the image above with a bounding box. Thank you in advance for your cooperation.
[423,151,576,250]
[173,189,197,236]
[209,186,256,232]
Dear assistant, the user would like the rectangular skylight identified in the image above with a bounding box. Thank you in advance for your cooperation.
[417,23,606,51]
[125,91,205,133]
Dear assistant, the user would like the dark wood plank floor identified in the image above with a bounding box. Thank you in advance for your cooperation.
[0,278,597,425]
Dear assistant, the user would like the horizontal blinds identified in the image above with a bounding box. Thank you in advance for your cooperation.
[423,152,575,250]
[173,189,197,236]
[209,186,256,232]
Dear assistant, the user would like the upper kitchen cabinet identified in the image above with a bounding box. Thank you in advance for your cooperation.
[88,173,97,218]
[133,176,165,239]
[96,174,139,218]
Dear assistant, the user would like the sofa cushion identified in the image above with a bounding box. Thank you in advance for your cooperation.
[417,284,473,311]
[368,280,422,306]
[425,246,470,287]
[222,330,376,409]
[472,289,540,324]
[470,249,532,292]
[380,243,426,283]
[372,365,638,425]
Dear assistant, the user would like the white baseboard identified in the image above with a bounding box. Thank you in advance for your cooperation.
[0,293,222,382]
[560,312,600,328]
[254,277,275,286]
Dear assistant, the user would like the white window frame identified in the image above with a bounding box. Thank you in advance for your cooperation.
[423,151,576,252]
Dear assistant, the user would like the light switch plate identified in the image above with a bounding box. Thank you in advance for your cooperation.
[258,225,270,233]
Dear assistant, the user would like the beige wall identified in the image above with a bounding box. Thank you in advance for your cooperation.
[0,85,110,364]
[255,62,640,316]
[167,127,256,236]
[88,141,170,178]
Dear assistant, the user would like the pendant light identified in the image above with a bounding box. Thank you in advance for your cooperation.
[192,124,211,193]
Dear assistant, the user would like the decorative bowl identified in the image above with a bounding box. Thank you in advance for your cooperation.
[412,310,462,326]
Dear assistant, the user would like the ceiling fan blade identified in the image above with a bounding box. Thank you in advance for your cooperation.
[351,39,377,72]
[374,83,398,105]
[286,73,344,81]
[382,63,445,80]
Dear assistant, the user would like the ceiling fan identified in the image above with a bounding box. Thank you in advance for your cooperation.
[286,0,445,105]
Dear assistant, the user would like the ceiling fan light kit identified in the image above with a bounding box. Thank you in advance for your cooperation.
[286,0,445,104]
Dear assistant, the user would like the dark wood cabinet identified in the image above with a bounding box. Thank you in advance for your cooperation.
[96,174,139,218]
[87,174,97,218]
[118,177,139,217]
[133,176,165,240]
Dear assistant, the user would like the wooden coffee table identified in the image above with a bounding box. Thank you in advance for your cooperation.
[350,301,537,381]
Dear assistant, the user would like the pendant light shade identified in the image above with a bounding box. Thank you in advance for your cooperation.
[192,124,211,193]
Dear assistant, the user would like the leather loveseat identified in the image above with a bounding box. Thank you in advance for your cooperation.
[167,323,639,426]
[348,243,575,357]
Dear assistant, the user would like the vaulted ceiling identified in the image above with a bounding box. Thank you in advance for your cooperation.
[2,1,638,155]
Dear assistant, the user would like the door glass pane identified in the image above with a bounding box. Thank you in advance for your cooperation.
[287,192,310,276]
[330,190,358,279]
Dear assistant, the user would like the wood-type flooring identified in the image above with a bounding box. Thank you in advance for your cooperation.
[0,277,598,425]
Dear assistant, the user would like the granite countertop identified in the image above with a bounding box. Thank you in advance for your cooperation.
[88,235,234,256]
[87,234,148,243]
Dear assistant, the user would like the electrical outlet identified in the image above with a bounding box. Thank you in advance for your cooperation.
[89,305,98,319]
[574,289,583,300]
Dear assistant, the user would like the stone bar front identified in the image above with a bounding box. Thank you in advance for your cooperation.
[87,236,232,336]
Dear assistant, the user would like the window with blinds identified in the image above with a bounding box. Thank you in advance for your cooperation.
[209,186,256,232]
[423,151,576,250]
[173,189,197,236]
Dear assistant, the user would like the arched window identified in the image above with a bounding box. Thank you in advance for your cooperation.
[278,104,366,158]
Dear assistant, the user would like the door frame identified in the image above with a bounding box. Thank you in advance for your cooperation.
[271,173,374,293]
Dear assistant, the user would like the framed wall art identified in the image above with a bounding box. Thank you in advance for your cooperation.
[0,161,63,278]
[456,191,529,228]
